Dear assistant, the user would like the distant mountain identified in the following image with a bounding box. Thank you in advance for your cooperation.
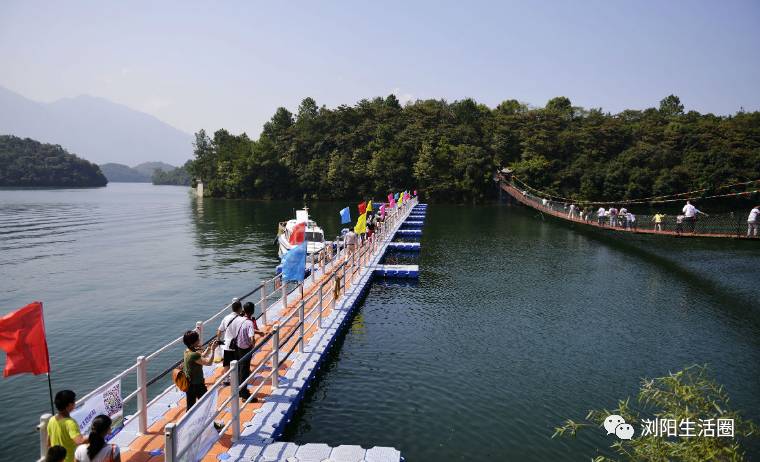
[0,86,193,166]
[100,163,150,182]
[133,161,176,177]
[0,135,107,187]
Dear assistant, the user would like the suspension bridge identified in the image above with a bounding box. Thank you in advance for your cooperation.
[497,172,759,239]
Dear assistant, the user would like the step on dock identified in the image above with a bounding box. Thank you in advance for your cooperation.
[372,264,419,278]
[395,229,422,237]
[237,442,401,462]
[386,242,421,252]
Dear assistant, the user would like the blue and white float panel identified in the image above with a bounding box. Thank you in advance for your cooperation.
[387,242,421,252]
[373,264,419,278]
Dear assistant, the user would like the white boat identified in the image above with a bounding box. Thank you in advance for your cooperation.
[277,209,326,258]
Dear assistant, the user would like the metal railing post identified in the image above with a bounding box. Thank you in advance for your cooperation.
[260,279,268,326]
[298,300,305,353]
[271,325,280,389]
[311,253,316,283]
[229,360,240,442]
[39,413,52,461]
[317,284,323,328]
[195,321,203,343]
[164,422,176,462]
[281,279,287,310]
[136,356,148,434]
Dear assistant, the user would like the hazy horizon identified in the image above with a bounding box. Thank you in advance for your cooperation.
[1,0,759,141]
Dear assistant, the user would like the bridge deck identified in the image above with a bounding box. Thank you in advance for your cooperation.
[501,181,757,240]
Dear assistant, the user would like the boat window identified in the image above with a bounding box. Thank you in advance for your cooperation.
[304,232,324,242]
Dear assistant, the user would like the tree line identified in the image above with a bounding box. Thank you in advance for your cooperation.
[0,135,107,187]
[152,161,192,186]
[187,95,760,203]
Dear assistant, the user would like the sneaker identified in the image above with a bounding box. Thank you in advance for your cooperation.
[213,421,224,432]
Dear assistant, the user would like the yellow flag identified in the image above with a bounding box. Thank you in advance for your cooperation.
[366,200,373,212]
[398,194,403,206]
[354,212,367,234]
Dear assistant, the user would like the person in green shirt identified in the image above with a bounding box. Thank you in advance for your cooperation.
[182,330,217,410]
[47,390,87,462]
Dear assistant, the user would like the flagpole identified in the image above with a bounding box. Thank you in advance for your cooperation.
[46,373,54,415]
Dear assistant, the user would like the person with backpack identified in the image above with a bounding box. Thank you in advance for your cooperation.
[182,330,217,410]
[235,302,259,401]
[216,299,244,385]
[74,415,120,462]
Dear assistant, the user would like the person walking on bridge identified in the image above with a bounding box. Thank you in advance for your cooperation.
[597,206,606,225]
[235,302,259,401]
[748,205,760,237]
[652,212,666,232]
[217,299,244,386]
[682,201,708,233]
[608,206,618,227]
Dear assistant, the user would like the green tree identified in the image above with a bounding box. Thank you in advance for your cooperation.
[659,94,685,117]
[554,365,758,461]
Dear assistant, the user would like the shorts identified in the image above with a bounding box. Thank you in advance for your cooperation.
[223,349,237,366]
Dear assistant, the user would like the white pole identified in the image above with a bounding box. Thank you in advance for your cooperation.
[136,356,148,434]
[164,423,176,462]
[39,414,52,461]
[271,325,280,389]
[195,321,203,344]
[260,279,268,326]
[229,360,240,442]
[317,284,323,328]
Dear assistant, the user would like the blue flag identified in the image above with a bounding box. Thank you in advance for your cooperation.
[340,206,351,224]
[281,242,307,281]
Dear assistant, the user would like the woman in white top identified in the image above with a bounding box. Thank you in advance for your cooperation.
[74,415,120,462]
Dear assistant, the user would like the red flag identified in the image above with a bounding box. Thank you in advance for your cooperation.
[289,222,306,245]
[0,302,50,377]
[358,201,367,215]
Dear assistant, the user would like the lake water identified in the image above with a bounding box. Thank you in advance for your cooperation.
[1,184,759,460]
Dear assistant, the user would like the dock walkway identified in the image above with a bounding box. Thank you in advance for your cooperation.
[55,200,426,462]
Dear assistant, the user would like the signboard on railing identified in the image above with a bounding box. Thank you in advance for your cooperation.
[174,387,219,462]
[71,378,124,438]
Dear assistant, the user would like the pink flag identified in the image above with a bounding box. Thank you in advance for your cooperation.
[387,193,395,208]
[380,204,386,220]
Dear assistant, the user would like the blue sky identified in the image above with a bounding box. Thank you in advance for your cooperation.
[1,0,758,136]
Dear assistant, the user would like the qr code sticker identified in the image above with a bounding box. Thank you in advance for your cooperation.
[103,384,122,416]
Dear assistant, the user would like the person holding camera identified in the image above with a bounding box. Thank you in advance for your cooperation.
[182,330,217,410]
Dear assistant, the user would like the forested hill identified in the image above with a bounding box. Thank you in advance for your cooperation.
[0,135,107,187]
[188,95,760,203]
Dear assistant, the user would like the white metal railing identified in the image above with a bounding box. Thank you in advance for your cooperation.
[38,197,418,462]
